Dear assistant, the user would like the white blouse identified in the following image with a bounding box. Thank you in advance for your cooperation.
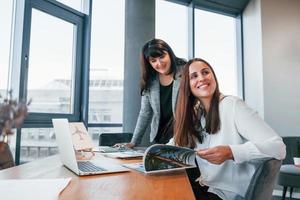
[169,96,286,200]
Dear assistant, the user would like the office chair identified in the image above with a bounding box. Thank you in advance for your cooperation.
[99,132,133,146]
[277,137,300,200]
[188,158,281,200]
[242,158,282,200]
[0,142,15,170]
[245,158,282,200]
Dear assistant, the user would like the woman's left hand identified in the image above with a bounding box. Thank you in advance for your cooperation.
[196,145,233,165]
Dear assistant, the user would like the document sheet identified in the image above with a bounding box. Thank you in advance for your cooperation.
[0,178,71,200]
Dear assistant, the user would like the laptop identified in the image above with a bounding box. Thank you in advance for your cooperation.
[52,118,129,176]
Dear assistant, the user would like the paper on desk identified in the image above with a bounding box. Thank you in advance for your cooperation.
[0,178,71,200]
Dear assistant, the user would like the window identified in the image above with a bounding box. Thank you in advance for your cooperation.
[156,0,188,59]
[22,0,85,123]
[16,0,87,164]
[0,0,15,158]
[7,0,243,164]
[103,115,111,122]
[56,0,83,12]
[89,1,125,125]
[0,0,14,96]
[194,9,238,96]
[88,127,122,146]
[27,8,75,114]
[20,128,58,163]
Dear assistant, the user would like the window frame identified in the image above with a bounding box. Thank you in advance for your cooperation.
[192,7,242,97]
[155,0,244,98]
[13,0,91,164]
[187,1,244,98]
[20,0,85,125]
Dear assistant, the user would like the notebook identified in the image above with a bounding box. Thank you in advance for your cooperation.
[102,151,144,159]
[52,118,129,176]
[93,146,127,153]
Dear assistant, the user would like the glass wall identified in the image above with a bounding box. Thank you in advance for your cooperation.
[195,9,238,96]
[0,0,14,96]
[89,0,125,126]
[20,128,58,163]
[4,0,242,164]
[27,8,75,114]
[17,0,85,163]
[156,1,239,96]
[0,1,15,158]
[155,0,188,60]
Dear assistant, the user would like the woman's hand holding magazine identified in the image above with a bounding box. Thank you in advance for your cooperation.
[196,145,233,165]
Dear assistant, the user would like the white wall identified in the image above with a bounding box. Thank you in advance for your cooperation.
[243,0,300,136]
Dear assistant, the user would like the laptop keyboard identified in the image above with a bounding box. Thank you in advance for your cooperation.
[77,161,106,172]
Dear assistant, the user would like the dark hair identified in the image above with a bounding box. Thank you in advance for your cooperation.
[140,38,186,95]
[174,58,221,148]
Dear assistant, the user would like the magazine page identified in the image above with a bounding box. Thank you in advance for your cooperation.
[122,163,145,173]
[143,144,196,172]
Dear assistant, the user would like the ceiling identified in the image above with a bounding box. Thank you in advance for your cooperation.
[166,0,251,16]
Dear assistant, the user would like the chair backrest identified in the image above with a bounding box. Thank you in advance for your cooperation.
[99,133,133,146]
[282,137,300,164]
[242,158,282,200]
[0,142,15,170]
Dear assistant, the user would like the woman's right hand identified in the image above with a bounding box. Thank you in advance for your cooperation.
[196,145,233,165]
[114,142,135,149]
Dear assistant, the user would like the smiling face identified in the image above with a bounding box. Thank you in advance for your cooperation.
[189,61,217,102]
[148,51,171,75]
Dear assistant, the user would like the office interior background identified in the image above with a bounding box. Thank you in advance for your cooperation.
[0,0,299,195]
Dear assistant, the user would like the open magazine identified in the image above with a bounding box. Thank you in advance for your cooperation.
[123,144,197,173]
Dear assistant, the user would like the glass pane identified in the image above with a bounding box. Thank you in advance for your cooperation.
[89,1,125,124]
[27,8,75,113]
[18,127,122,163]
[88,127,123,146]
[156,0,188,59]
[20,128,58,163]
[0,0,14,95]
[195,10,238,96]
[56,0,82,12]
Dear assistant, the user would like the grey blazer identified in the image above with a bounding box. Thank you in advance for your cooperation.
[131,73,181,145]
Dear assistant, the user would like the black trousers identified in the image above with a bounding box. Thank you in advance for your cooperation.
[186,167,223,200]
